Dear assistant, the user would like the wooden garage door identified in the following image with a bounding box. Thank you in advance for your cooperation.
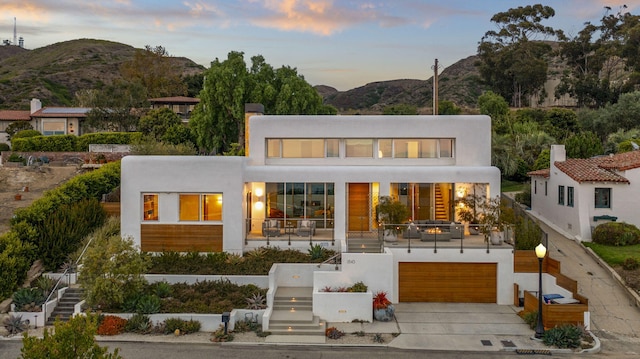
[399,262,497,303]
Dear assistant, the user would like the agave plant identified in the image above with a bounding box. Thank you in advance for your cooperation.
[3,314,29,335]
[12,288,46,312]
[245,293,267,310]
[136,294,161,314]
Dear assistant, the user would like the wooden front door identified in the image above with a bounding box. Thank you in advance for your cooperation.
[348,183,370,232]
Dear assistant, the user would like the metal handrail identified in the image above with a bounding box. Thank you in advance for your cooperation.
[42,233,96,308]
[318,252,341,270]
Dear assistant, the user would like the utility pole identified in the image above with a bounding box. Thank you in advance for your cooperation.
[432,59,440,115]
[13,17,17,46]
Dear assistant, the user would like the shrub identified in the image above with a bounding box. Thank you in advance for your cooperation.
[542,324,584,349]
[325,326,345,339]
[515,217,543,250]
[348,281,368,293]
[22,314,122,358]
[97,315,127,336]
[7,152,24,163]
[124,313,152,334]
[520,310,538,330]
[211,324,234,342]
[12,129,42,139]
[592,222,640,246]
[0,232,35,300]
[622,258,640,271]
[163,318,201,335]
[0,142,9,151]
[12,134,77,151]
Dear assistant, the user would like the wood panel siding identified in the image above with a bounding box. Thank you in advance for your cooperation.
[141,224,222,252]
[524,290,587,328]
[101,202,120,217]
[399,262,497,303]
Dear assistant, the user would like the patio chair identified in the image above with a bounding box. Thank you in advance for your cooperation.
[262,219,281,237]
[296,219,316,237]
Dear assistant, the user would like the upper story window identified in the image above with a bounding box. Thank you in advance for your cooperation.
[345,139,373,157]
[558,185,565,205]
[267,138,455,159]
[594,188,611,209]
[179,193,223,221]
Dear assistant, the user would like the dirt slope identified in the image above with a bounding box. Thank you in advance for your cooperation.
[0,165,80,233]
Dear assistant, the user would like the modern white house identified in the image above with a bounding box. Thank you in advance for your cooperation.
[528,144,640,241]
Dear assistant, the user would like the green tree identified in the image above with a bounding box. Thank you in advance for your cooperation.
[21,314,121,359]
[120,45,187,98]
[478,91,510,134]
[183,73,204,97]
[565,131,603,158]
[138,107,182,140]
[84,81,148,132]
[605,128,640,153]
[477,4,562,107]
[438,100,462,115]
[382,104,418,115]
[492,121,555,179]
[5,122,33,140]
[533,148,550,170]
[542,108,579,142]
[79,218,150,310]
[191,52,336,154]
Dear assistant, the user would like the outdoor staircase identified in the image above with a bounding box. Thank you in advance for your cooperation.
[267,287,326,342]
[347,237,382,253]
[46,287,84,326]
[434,185,448,220]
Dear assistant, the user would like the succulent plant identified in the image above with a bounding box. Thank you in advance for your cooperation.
[245,293,266,310]
[3,315,29,335]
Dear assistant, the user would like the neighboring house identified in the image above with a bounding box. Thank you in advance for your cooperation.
[528,145,640,241]
[0,109,32,145]
[148,96,200,123]
[121,104,525,305]
[29,99,89,136]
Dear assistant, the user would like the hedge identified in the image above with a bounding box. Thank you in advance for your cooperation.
[592,222,640,246]
[0,232,36,300]
[11,132,141,152]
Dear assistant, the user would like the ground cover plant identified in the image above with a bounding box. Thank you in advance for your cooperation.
[147,246,337,275]
[584,222,640,293]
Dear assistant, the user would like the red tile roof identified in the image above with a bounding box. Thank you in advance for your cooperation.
[148,96,200,104]
[554,158,629,183]
[527,168,549,178]
[529,151,640,183]
[0,110,31,121]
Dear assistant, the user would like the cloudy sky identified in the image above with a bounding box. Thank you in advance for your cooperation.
[1,0,637,91]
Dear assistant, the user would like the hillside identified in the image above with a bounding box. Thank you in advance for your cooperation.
[320,55,488,114]
[0,39,205,109]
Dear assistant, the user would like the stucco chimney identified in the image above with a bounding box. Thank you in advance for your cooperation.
[550,144,566,165]
[30,98,42,114]
[244,103,264,157]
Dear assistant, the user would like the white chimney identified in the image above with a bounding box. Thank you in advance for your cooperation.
[30,98,41,114]
[550,144,566,165]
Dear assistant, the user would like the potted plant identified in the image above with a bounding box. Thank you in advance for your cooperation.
[376,196,410,241]
[478,195,510,245]
[455,194,481,234]
[372,291,394,321]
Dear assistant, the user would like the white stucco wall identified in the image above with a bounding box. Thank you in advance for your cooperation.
[530,151,638,241]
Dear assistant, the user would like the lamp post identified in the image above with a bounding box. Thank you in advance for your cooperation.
[534,243,547,339]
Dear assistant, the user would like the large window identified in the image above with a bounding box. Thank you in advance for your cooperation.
[179,193,222,221]
[266,138,455,159]
[595,188,611,208]
[143,194,158,221]
[345,139,373,157]
[264,182,334,228]
[558,185,565,205]
[567,186,574,207]
[42,120,66,136]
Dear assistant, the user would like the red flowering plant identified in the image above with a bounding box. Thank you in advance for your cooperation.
[372,291,391,310]
[97,315,127,336]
